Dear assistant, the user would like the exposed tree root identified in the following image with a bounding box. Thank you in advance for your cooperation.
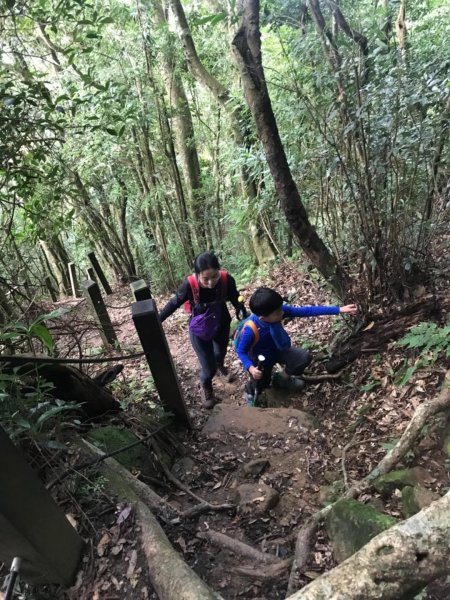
[326,295,450,373]
[178,502,234,520]
[79,440,223,599]
[302,372,343,382]
[81,439,179,523]
[285,491,450,600]
[151,438,236,514]
[286,517,319,596]
[197,528,282,565]
[234,558,293,581]
[286,373,450,595]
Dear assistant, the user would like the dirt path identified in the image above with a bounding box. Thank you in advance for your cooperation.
[43,266,449,599]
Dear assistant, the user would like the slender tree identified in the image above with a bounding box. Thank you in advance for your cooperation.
[232,0,350,297]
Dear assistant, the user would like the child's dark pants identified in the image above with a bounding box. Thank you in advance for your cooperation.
[246,346,312,395]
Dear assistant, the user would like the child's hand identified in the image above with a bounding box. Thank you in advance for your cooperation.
[340,304,358,314]
[249,366,263,380]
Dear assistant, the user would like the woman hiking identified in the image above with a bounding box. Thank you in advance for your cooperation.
[159,252,246,408]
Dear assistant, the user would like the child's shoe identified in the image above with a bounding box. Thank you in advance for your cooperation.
[272,372,305,391]
[244,391,255,406]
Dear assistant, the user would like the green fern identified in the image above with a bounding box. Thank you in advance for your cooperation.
[395,321,450,385]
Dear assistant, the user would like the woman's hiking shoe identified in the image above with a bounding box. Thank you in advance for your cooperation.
[272,372,305,392]
[200,383,216,409]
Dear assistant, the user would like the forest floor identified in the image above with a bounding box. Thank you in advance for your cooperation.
[5,250,450,600]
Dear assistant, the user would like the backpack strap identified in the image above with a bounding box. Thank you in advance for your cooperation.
[244,319,260,351]
[187,274,200,307]
[219,269,228,299]
[186,270,227,313]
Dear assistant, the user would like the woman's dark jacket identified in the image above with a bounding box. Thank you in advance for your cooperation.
[159,273,241,323]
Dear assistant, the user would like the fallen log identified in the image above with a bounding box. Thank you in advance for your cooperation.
[2,360,120,417]
[80,440,223,600]
[137,502,223,600]
[286,491,450,600]
[80,439,178,522]
[326,294,450,373]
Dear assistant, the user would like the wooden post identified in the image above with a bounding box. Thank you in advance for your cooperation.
[87,251,112,295]
[68,263,80,298]
[44,276,58,302]
[81,279,118,347]
[130,279,152,302]
[132,299,191,428]
[0,426,84,584]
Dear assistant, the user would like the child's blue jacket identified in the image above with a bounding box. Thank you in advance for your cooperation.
[236,304,340,371]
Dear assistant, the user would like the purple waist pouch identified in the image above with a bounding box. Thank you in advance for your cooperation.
[189,303,222,341]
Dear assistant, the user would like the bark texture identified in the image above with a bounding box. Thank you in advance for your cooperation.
[232,0,349,297]
[168,0,276,265]
[286,491,450,600]
[81,440,222,600]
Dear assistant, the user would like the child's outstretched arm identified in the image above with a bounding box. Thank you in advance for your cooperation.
[339,304,358,314]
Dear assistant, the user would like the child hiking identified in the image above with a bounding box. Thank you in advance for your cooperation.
[159,252,246,409]
[236,287,358,405]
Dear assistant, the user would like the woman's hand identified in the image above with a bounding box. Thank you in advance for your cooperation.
[236,303,248,320]
[340,304,358,314]
[249,366,263,380]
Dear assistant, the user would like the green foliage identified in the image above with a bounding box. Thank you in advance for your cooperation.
[0,308,80,440]
[2,0,450,300]
[0,308,68,354]
[395,321,450,385]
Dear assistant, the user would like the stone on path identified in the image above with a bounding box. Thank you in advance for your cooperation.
[171,457,197,484]
[201,404,314,437]
[325,499,396,563]
[235,483,279,515]
[401,484,440,518]
[242,458,270,478]
[373,466,434,497]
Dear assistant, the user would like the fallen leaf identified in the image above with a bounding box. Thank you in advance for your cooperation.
[97,533,110,557]
[127,549,138,579]
[66,513,77,529]
[304,570,321,579]
[117,505,132,525]
[176,536,187,552]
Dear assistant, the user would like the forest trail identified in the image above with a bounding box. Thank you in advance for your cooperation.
[58,262,449,599]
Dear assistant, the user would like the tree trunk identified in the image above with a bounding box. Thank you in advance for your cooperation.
[39,238,70,295]
[72,172,130,279]
[168,0,275,265]
[232,0,350,298]
[286,491,450,600]
[396,0,408,64]
[152,0,207,253]
[135,6,196,266]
